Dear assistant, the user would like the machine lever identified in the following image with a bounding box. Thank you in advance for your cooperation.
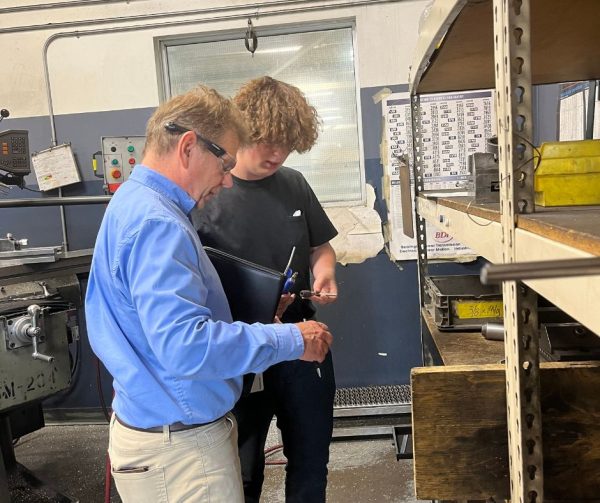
[27,305,54,363]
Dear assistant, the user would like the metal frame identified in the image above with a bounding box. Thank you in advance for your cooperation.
[410,94,429,367]
[493,1,543,501]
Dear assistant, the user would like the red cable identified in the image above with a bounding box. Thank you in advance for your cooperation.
[265,444,287,466]
[104,452,112,503]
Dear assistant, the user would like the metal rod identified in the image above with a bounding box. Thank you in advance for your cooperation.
[0,0,149,15]
[3,0,402,34]
[481,257,600,284]
[0,196,111,208]
[585,80,597,140]
[42,0,403,145]
[58,187,69,252]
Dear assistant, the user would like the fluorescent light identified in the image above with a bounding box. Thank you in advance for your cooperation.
[258,46,302,54]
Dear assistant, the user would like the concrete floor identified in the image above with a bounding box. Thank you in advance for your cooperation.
[11,422,425,503]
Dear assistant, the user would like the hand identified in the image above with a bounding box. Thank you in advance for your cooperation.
[310,277,338,305]
[295,320,333,363]
[275,293,295,320]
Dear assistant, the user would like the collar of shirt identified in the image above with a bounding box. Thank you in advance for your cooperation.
[130,165,197,216]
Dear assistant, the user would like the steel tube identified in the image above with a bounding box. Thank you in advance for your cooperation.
[0,196,111,208]
[42,0,403,144]
[481,257,600,283]
[2,0,402,34]
[0,0,148,15]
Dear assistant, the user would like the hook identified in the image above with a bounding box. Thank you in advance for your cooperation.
[244,18,258,56]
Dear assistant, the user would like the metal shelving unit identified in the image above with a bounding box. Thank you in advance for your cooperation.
[408,1,600,502]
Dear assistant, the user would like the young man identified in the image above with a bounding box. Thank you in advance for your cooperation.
[194,76,338,502]
[85,85,333,503]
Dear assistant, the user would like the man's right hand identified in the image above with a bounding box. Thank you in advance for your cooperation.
[294,320,333,363]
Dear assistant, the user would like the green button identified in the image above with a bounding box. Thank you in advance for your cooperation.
[111,158,119,165]
[127,145,135,152]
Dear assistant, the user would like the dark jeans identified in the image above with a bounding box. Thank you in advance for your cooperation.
[233,351,336,503]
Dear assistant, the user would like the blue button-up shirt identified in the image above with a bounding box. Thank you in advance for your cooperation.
[85,166,303,428]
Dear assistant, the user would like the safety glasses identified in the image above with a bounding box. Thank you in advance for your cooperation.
[164,121,236,173]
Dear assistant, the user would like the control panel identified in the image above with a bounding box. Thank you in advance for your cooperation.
[101,136,146,194]
[0,130,31,176]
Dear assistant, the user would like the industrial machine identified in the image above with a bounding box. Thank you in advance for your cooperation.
[0,129,31,189]
[468,136,500,203]
[0,233,90,502]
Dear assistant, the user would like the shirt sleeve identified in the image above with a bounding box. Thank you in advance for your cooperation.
[119,217,304,380]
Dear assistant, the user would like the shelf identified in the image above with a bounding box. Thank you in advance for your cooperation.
[422,309,505,366]
[417,195,600,334]
[409,0,600,93]
[411,360,600,500]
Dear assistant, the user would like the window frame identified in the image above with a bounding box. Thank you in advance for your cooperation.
[154,19,366,207]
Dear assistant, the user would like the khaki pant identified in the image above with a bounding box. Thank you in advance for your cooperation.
[109,413,243,503]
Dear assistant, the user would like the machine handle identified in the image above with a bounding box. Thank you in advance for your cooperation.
[27,305,54,363]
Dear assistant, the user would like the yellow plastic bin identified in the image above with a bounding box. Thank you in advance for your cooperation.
[534,139,600,207]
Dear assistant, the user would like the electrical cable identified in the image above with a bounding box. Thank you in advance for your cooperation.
[21,186,43,193]
[96,359,114,503]
[264,444,287,466]
[104,452,112,503]
[95,357,111,423]
[70,334,81,379]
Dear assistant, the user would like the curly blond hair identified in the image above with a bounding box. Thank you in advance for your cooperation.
[145,85,249,156]
[233,77,320,153]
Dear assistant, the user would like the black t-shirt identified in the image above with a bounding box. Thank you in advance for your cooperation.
[193,166,337,322]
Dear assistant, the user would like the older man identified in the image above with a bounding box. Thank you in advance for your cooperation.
[85,85,333,503]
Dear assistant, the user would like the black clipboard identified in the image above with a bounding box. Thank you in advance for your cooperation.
[204,247,285,324]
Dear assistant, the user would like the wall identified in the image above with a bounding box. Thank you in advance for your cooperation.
[1,0,439,414]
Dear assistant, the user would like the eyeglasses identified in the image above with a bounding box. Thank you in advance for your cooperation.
[164,121,236,173]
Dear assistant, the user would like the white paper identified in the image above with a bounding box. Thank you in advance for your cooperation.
[383,90,496,261]
[31,143,81,191]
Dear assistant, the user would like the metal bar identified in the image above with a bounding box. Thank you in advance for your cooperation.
[0,196,111,208]
[585,80,597,140]
[494,1,543,502]
[41,0,404,145]
[0,0,149,15]
[1,0,400,34]
[57,187,69,252]
[481,257,600,283]
[331,425,396,439]
[333,405,411,417]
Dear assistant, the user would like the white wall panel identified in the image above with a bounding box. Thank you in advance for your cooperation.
[0,0,428,118]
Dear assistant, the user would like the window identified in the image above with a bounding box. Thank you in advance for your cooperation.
[157,24,364,205]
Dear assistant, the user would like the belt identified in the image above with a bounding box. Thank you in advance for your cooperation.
[115,414,220,433]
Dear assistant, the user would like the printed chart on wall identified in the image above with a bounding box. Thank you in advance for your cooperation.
[383,90,495,261]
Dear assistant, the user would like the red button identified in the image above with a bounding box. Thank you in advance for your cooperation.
[111,169,122,179]
[128,158,136,165]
